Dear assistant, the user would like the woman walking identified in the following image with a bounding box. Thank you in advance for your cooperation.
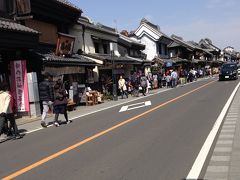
[53,79,72,127]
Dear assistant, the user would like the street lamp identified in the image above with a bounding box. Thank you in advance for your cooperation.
[110,43,118,101]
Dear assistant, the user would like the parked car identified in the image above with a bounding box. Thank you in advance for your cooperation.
[219,62,238,81]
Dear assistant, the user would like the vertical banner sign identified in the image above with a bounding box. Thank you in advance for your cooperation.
[10,60,30,112]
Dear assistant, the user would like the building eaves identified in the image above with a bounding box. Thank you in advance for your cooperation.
[78,20,119,37]
[0,18,39,34]
[55,0,82,12]
[119,34,145,49]
[136,22,173,42]
[172,37,196,50]
[87,53,143,64]
[188,41,213,55]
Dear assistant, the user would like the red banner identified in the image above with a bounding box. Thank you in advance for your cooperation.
[10,60,30,112]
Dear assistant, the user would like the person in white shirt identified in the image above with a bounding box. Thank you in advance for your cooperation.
[171,69,178,88]
[118,75,128,99]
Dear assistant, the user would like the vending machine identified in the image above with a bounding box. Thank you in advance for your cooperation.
[27,72,41,117]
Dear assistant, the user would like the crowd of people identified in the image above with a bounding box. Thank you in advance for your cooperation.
[0,67,214,143]
[117,67,213,98]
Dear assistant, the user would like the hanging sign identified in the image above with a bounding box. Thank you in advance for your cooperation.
[55,33,75,56]
[10,60,30,112]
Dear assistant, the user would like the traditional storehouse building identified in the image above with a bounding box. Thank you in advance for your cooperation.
[70,16,147,93]
[199,38,223,67]
[130,18,173,73]
[223,46,239,63]
[0,1,40,116]
[169,35,213,69]
[22,0,100,81]
[117,31,147,76]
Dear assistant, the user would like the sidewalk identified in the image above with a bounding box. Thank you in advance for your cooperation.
[17,87,169,133]
[204,83,240,180]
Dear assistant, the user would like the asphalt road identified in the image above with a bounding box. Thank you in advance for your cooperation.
[0,78,239,180]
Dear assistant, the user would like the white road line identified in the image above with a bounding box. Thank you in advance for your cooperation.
[186,81,240,179]
[119,101,152,112]
[119,106,128,112]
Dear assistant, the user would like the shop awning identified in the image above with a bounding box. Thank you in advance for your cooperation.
[87,53,144,65]
[43,66,85,76]
[163,59,176,67]
[38,52,102,66]
[192,59,206,64]
[173,58,190,63]
[81,54,104,65]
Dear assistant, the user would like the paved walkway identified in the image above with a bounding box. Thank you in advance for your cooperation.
[17,87,170,133]
[204,84,240,180]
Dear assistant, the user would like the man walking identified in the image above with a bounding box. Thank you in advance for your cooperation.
[39,72,54,128]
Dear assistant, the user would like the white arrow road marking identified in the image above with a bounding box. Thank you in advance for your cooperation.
[119,101,152,112]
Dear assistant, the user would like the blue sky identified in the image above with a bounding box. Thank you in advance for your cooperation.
[70,0,240,51]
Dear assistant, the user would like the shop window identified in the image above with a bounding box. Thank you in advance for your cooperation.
[103,43,109,54]
[158,43,162,55]
[164,44,168,55]
[94,42,99,53]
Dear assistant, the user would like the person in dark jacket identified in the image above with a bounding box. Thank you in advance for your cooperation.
[53,79,72,127]
[38,72,54,128]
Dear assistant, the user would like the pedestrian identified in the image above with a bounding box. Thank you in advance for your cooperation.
[0,83,22,142]
[132,72,140,97]
[39,72,54,128]
[53,79,72,127]
[127,80,133,96]
[171,69,178,88]
[140,75,147,96]
[157,72,163,88]
[166,72,171,88]
[118,75,128,99]
[146,78,151,94]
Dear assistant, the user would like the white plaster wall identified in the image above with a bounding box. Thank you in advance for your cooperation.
[69,25,83,53]
[141,35,157,61]
[84,31,95,53]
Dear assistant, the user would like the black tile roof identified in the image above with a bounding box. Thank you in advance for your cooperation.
[0,18,39,34]
[78,19,118,37]
[39,52,100,66]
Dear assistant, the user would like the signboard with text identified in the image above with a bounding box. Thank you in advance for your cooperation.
[10,60,30,112]
[55,33,75,56]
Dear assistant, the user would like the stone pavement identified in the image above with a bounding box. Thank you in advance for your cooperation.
[204,83,240,180]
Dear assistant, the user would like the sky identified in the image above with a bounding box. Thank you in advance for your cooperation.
[69,0,240,51]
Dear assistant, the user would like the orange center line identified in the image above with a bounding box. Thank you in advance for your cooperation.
[2,81,215,180]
